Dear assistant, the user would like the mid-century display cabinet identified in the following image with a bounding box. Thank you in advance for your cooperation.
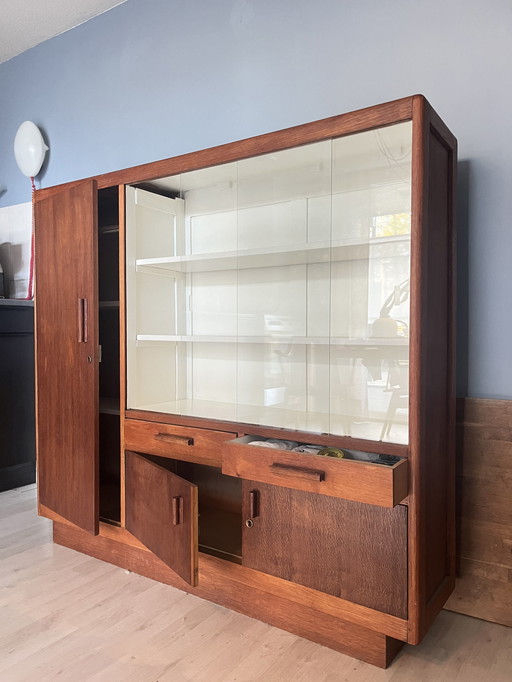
[34,95,456,668]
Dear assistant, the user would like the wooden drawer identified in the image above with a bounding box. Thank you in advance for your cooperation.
[222,436,408,508]
[125,419,236,468]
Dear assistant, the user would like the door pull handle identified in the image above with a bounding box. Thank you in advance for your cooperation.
[172,496,183,525]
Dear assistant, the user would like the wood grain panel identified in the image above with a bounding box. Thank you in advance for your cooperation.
[223,437,408,507]
[242,482,408,618]
[446,557,512,627]
[445,398,512,626]
[53,521,405,666]
[125,418,235,467]
[34,180,99,534]
[125,450,198,585]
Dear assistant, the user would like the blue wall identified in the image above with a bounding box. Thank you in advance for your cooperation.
[1,0,511,399]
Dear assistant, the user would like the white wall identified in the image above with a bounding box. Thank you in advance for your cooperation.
[0,202,32,299]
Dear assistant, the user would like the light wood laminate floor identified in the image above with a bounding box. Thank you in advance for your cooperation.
[1,485,511,681]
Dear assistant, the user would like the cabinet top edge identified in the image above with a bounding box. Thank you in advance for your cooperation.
[34,94,454,202]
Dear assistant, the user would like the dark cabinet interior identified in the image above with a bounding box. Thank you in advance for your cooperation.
[0,302,35,492]
[98,187,121,524]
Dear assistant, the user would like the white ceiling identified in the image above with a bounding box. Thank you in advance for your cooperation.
[0,0,128,64]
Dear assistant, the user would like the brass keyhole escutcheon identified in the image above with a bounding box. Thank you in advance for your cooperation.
[245,519,254,528]
[87,355,93,364]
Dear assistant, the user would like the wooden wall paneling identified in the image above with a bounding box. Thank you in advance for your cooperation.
[241,481,408,619]
[34,180,99,534]
[445,398,512,626]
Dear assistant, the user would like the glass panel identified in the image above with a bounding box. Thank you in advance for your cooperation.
[126,122,412,444]
[236,141,332,430]
[330,122,412,443]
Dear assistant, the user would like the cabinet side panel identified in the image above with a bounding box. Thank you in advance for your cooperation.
[422,126,456,604]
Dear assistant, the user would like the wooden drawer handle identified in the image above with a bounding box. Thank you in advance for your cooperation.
[155,432,194,446]
[270,462,325,482]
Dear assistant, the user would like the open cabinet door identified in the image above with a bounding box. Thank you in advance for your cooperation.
[125,451,198,586]
[35,180,99,534]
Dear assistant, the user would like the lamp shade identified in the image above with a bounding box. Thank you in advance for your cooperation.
[14,121,49,177]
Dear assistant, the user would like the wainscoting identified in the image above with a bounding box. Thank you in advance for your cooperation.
[445,398,512,626]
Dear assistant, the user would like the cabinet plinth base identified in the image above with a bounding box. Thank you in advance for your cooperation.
[53,520,405,668]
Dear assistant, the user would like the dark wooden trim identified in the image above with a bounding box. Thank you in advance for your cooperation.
[407,94,427,645]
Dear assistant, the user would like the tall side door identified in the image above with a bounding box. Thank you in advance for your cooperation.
[34,180,99,534]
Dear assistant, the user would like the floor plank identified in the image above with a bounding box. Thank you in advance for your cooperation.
[0,486,511,681]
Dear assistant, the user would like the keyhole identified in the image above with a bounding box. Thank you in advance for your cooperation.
[87,355,93,364]
[245,519,254,528]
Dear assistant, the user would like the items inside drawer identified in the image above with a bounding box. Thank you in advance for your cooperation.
[241,435,402,466]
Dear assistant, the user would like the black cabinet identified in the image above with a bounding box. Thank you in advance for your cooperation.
[0,300,35,492]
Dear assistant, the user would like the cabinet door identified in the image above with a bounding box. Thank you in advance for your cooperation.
[242,481,407,618]
[35,180,99,534]
[125,451,198,586]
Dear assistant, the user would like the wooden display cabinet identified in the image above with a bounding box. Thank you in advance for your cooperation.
[34,95,456,668]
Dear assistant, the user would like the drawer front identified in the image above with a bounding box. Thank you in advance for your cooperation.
[125,419,236,468]
[222,436,408,508]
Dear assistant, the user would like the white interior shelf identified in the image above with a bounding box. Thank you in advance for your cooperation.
[135,235,409,274]
[135,334,409,346]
